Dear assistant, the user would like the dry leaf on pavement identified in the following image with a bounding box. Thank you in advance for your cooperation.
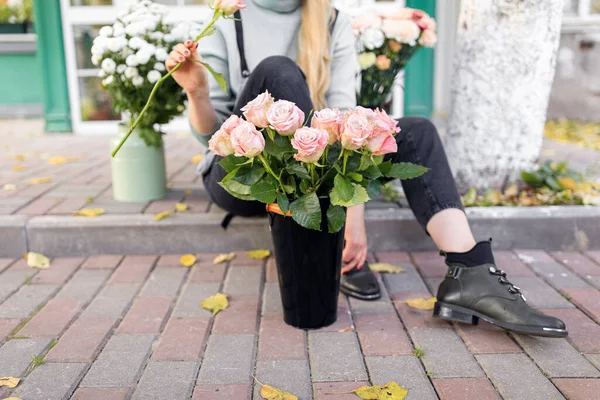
[26,252,50,269]
[11,165,25,172]
[12,154,26,162]
[248,249,271,259]
[154,210,172,221]
[174,203,188,212]
[338,327,353,332]
[184,189,192,196]
[3,397,23,400]
[27,177,52,185]
[201,293,229,315]
[48,156,67,165]
[355,382,408,399]
[180,254,196,267]
[191,154,204,164]
[0,377,21,388]
[3,184,16,191]
[260,384,298,400]
[73,208,105,217]
[213,252,235,264]
[406,297,437,311]
[370,263,405,274]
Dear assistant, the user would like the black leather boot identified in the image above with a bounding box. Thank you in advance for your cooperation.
[434,258,567,338]
[340,262,381,301]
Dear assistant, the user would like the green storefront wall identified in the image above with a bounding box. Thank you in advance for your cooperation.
[0,51,43,107]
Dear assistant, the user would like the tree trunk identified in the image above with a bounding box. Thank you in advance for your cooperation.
[445,0,563,193]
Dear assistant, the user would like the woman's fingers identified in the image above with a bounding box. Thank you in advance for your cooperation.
[175,43,191,58]
[169,50,186,64]
[165,58,177,71]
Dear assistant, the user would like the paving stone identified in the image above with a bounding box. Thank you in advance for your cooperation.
[197,334,256,384]
[0,268,33,303]
[266,258,278,282]
[88,199,148,213]
[586,354,600,369]
[493,250,536,276]
[586,251,600,266]
[0,337,52,377]
[213,295,259,335]
[230,251,266,266]
[514,335,600,378]
[192,384,251,400]
[152,317,210,361]
[526,260,591,290]
[563,288,600,323]
[16,197,59,215]
[144,199,182,214]
[189,264,227,283]
[0,284,58,319]
[354,313,413,356]
[56,268,111,302]
[108,255,157,283]
[308,332,367,382]
[81,334,155,387]
[30,257,83,285]
[317,304,355,333]
[117,296,173,334]
[348,276,395,314]
[382,264,429,296]
[376,251,411,264]
[19,298,83,337]
[155,254,185,267]
[0,318,20,341]
[257,315,306,360]
[81,255,123,269]
[0,258,15,273]
[455,321,522,354]
[553,378,600,400]
[12,362,87,400]
[223,265,262,296]
[45,184,107,197]
[132,361,198,400]
[46,317,116,362]
[393,294,450,329]
[140,267,186,297]
[476,353,564,400]
[514,249,556,264]
[82,283,140,318]
[313,381,370,400]
[411,252,447,278]
[432,378,500,400]
[543,308,600,352]
[365,356,437,400]
[424,277,443,294]
[510,276,574,308]
[552,251,600,277]
[72,388,130,400]
[410,328,484,378]
[172,283,220,318]
[262,282,283,316]
[47,196,89,215]
[253,360,312,400]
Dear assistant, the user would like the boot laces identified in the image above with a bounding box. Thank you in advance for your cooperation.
[488,266,525,299]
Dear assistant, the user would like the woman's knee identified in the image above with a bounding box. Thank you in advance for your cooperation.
[400,117,441,150]
[253,56,306,85]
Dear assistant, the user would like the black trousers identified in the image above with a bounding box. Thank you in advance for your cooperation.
[202,56,464,230]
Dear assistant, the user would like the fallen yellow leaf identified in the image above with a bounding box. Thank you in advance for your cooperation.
[3,184,16,191]
[213,252,235,264]
[11,165,25,172]
[557,177,578,191]
[73,208,105,217]
[260,384,298,400]
[184,189,192,196]
[174,202,188,212]
[370,263,405,274]
[338,327,353,332]
[355,382,408,400]
[48,156,67,165]
[503,184,519,197]
[12,154,25,162]
[248,249,271,259]
[27,177,52,185]
[27,252,50,269]
[180,254,196,267]
[406,297,437,311]
[201,293,229,315]
[0,377,21,388]
[3,397,23,400]
[191,154,204,164]
[154,210,172,221]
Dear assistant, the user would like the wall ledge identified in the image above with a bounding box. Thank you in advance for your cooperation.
[0,33,37,54]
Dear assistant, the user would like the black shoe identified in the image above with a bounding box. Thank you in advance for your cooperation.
[340,262,382,301]
[433,261,568,338]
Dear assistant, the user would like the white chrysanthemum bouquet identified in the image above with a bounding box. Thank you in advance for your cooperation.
[353,8,437,110]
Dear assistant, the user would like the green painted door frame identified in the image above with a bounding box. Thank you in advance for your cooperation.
[33,0,71,132]
[404,0,435,117]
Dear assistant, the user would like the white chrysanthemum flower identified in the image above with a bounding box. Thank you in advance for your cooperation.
[102,75,115,86]
[113,26,125,37]
[150,31,164,41]
[98,69,107,78]
[93,36,108,47]
[125,66,139,79]
[147,70,162,84]
[128,37,147,50]
[155,48,168,62]
[144,20,157,31]
[117,64,127,74]
[358,52,377,70]
[107,38,125,53]
[135,50,152,65]
[125,22,145,37]
[126,54,139,67]
[113,22,124,31]
[163,34,174,43]
[91,54,101,66]
[132,76,144,87]
[91,45,104,56]
[149,3,168,14]
[101,58,117,74]
[154,62,166,72]
[99,26,113,37]
[361,28,385,50]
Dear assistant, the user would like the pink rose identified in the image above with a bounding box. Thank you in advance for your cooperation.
[208,129,235,157]
[381,19,420,44]
[230,121,265,158]
[418,29,437,48]
[311,108,341,145]
[351,14,382,33]
[340,111,373,150]
[374,108,400,134]
[266,100,305,136]
[366,130,398,155]
[356,106,376,120]
[241,91,273,128]
[291,127,329,163]
[414,14,436,31]
[387,8,416,21]
[221,114,244,134]
[212,0,246,15]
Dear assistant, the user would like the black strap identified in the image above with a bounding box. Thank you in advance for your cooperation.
[330,8,338,35]
[234,10,250,78]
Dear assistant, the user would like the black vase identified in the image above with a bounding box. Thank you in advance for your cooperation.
[268,199,344,329]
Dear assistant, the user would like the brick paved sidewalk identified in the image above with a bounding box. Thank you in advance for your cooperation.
[1,250,600,399]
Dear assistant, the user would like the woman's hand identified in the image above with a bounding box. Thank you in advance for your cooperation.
[342,204,368,274]
[166,40,209,97]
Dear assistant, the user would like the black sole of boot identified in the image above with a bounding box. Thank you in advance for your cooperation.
[433,301,568,338]
[339,286,382,301]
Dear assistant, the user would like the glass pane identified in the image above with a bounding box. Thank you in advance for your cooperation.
[592,0,600,13]
[563,0,579,15]
[78,77,120,122]
[73,25,102,70]
[70,0,112,5]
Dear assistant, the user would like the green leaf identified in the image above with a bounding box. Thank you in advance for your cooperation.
[290,192,321,231]
[386,162,429,180]
[218,155,246,173]
[283,175,296,194]
[345,152,362,173]
[334,174,355,202]
[521,171,544,188]
[366,180,382,200]
[545,176,563,192]
[327,142,342,165]
[250,181,277,204]
[286,164,311,180]
[299,179,311,194]
[378,160,392,175]
[330,183,371,207]
[363,165,383,180]
[277,193,290,214]
[200,61,227,93]
[326,204,346,233]
[218,179,253,201]
[233,164,265,186]
[264,134,293,160]
[347,172,363,182]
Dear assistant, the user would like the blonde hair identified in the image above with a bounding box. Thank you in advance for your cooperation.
[296,0,334,110]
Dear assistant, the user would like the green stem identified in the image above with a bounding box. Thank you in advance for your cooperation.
[342,150,349,175]
[258,154,286,194]
[112,10,222,157]
[358,152,366,171]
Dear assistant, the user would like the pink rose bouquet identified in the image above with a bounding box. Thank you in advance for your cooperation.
[209,91,428,232]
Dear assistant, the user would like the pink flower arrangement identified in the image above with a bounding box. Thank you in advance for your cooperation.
[291,128,329,163]
[212,0,246,15]
[311,108,341,145]
[267,100,305,136]
[241,90,273,128]
[230,121,265,158]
